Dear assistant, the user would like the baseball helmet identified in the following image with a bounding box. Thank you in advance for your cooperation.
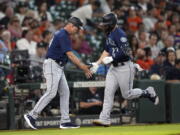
[68,16,84,30]
[100,12,117,34]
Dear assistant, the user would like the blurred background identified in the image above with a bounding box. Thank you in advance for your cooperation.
[0,0,180,130]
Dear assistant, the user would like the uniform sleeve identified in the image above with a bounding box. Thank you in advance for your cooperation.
[60,35,72,54]
[104,41,109,52]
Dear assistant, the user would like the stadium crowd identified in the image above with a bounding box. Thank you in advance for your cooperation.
[0,0,180,117]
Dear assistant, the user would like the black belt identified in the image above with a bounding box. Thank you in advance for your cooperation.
[112,61,129,67]
[46,58,64,67]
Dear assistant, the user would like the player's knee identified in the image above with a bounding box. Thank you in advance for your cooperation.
[122,92,131,100]
[48,92,57,99]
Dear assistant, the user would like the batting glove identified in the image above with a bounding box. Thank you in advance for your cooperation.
[134,63,144,72]
[102,56,113,65]
[90,62,99,73]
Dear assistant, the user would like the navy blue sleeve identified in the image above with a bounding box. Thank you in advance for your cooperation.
[104,41,109,52]
[60,34,72,54]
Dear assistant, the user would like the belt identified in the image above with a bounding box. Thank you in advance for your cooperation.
[112,61,129,67]
[46,58,64,67]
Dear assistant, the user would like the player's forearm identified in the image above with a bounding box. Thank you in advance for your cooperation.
[96,50,109,64]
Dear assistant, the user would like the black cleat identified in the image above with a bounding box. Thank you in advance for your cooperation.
[59,122,80,129]
[146,87,159,105]
[24,114,37,129]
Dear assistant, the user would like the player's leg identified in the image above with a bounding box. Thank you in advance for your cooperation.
[58,71,79,129]
[117,62,159,104]
[116,62,142,100]
[93,67,119,126]
[24,60,61,129]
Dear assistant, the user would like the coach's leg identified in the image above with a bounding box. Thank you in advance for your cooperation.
[99,67,119,124]
[29,60,61,119]
[58,71,71,124]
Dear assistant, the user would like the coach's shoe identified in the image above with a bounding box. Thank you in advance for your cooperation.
[146,86,159,105]
[60,122,80,129]
[92,119,110,127]
[24,114,37,129]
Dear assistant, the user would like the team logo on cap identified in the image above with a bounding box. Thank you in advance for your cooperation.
[120,37,127,42]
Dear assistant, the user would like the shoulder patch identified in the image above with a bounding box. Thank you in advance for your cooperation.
[120,37,127,42]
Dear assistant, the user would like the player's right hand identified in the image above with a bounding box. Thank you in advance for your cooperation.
[90,62,99,73]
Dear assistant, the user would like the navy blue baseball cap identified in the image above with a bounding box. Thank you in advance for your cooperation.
[68,16,84,30]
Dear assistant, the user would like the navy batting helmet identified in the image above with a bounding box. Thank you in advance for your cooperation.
[100,12,117,34]
[68,17,84,30]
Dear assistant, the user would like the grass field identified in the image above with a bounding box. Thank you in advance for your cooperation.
[0,124,180,135]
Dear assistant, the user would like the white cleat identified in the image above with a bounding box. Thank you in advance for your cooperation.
[92,119,110,127]
[146,86,159,105]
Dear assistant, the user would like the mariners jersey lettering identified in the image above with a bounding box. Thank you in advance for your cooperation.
[105,27,130,62]
[46,29,72,64]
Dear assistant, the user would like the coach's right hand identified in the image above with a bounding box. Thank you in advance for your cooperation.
[81,64,93,78]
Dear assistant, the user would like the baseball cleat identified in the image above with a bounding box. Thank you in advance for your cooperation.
[60,122,80,129]
[146,86,159,105]
[24,114,37,129]
[92,119,110,127]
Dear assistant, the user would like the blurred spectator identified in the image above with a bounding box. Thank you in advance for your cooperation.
[0,6,14,28]
[38,15,51,35]
[161,36,174,54]
[129,35,139,58]
[25,9,36,19]
[0,2,6,20]
[127,6,142,33]
[142,6,158,32]
[0,31,10,63]
[137,30,149,49]
[165,59,180,82]
[71,0,101,25]
[51,19,65,33]
[169,25,177,37]
[99,0,113,14]
[157,29,169,50]
[136,0,150,13]
[79,87,103,115]
[7,16,22,40]
[1,30,12,52]
[39,30,52,50]
[72,32,93,55]
[30,42,46,67]
[35,1,52,22]
[136,47,154,70]
[150,52,166,76]
[15,1,28,24]
[147,33,159,59]
[30,19,42,43]
[16,28,37,56]
[21,16,33,29]
[163,48,177,79]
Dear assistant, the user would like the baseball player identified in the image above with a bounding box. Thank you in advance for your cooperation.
[91,12,159,127]
[24,17,92,129]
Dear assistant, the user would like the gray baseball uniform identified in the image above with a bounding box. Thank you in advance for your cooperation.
[96,24,158,125]
[29,58,70,123]
[25,16,84,129]
[29,28,74,124]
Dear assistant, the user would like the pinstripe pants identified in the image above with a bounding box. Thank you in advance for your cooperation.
[29,58,71,124]
[99,61,143,123]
